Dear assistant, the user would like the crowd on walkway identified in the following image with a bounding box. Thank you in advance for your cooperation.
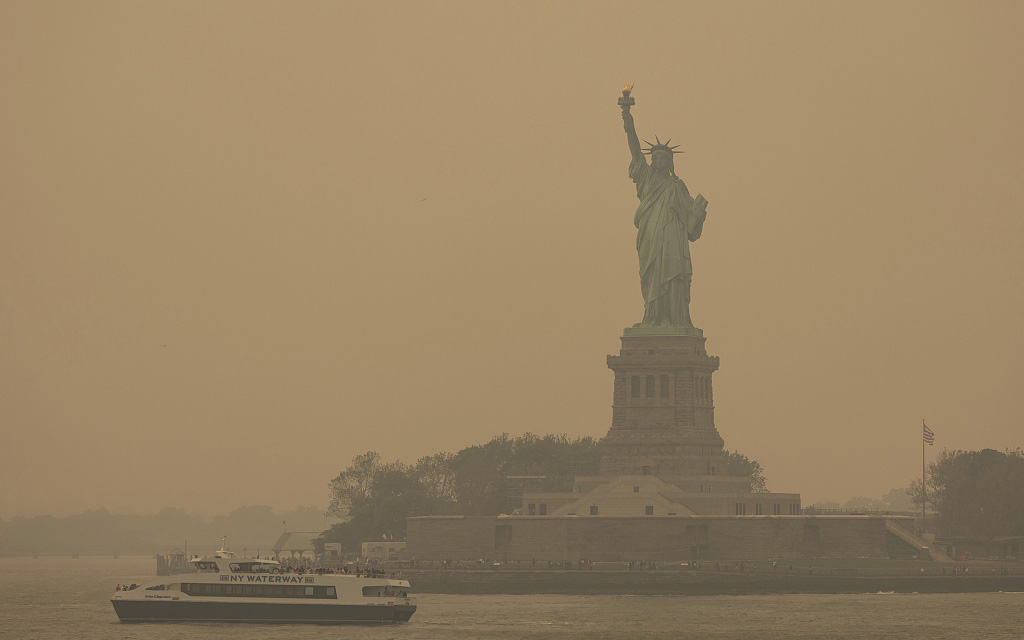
[263,564,396,578]
[412,558,1021,576]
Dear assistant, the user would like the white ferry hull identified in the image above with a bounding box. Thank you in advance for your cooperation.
[111,599,416,624]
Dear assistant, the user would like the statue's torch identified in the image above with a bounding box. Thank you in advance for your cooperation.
[618,84,635,109]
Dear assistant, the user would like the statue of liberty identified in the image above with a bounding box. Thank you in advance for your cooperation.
[619,87,709,330]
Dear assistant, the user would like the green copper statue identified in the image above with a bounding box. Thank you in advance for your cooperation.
[619,86,708,329]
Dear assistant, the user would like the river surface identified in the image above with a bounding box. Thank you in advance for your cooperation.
[2,557,1022,639]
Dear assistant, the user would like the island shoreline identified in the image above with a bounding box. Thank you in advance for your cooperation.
[402,570,1024,596]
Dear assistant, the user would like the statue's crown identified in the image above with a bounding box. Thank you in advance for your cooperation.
[642,136,683,156]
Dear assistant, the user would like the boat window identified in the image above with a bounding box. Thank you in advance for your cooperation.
[229,562,261,572]
[362,585,405,598]
[145,584,170,590]
[180,583,337,599]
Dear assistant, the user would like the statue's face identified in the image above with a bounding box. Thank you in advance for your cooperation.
[652,151,672,174]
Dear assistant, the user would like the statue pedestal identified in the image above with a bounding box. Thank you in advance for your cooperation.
[600,331,723,485]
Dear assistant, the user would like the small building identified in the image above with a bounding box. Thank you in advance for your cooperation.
[322,542,344,567]
[271,531,320,560]
[361,541,406,561]
[155,547,195,576]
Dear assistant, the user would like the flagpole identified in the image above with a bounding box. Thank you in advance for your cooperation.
[922,418,926,536]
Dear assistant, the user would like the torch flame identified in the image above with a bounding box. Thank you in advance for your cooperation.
[622,84,633,97]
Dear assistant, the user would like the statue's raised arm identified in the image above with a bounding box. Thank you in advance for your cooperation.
[619,86,643,162]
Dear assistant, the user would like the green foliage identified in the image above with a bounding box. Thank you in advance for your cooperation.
[880,487,915,512]
[722,450,767,492]
[808,487,915,513]
[911,448,1024,538]
[326,451,388,521]
[450,433,601,515]
[322,433,601,547]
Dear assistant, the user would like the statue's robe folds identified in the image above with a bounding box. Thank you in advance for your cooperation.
[629,156,706,327]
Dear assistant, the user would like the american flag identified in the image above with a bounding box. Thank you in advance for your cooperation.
[923,421,935,445]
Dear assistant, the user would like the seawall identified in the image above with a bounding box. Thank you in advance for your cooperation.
[402,570,1024,596]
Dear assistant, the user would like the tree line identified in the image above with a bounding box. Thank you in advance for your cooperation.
[322,433,766,549]
[911,448,1024,539]
[807,487,915,513]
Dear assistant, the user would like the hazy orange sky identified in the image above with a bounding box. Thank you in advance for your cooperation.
[2,1,1022,518]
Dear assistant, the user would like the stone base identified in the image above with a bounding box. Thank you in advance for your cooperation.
[623,325,703,338]
[408,514,899,563]
[605,329,721,483]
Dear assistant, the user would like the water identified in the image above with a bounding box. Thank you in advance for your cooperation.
[2,557,1022,639]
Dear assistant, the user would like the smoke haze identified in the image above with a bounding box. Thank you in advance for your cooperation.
[2,1,1022,517]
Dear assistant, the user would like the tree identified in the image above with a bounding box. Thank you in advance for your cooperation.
[413,452,457,507]
[448,433,601,515]
[722,450,767,492]
[325,454,440,544]
[808,488,914,513]
[912,448,1024,538]
[321,434,603,548]
[880,487,914,512]
[345,465,427,541]
[843,496,881,510]
[327,452,386,520]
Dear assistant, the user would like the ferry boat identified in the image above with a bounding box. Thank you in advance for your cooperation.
[111,547,415,624]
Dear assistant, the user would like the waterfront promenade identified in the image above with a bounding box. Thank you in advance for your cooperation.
[402,567,1024,595]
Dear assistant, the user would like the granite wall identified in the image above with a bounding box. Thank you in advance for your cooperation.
[407,515,905,562]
